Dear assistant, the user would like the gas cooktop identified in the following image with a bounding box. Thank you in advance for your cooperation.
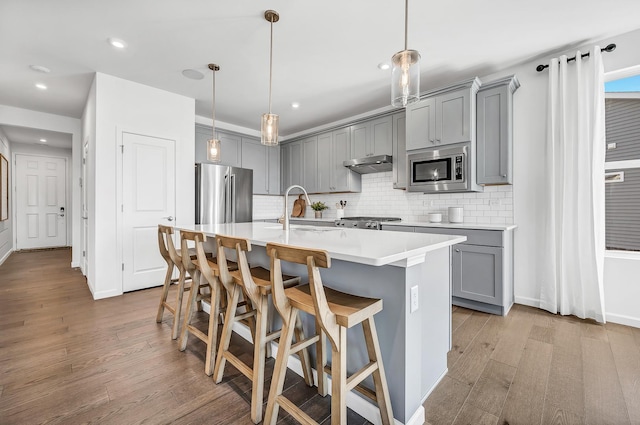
[335,216,401,230]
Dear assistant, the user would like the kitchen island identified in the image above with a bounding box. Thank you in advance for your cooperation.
[175,222,465,425]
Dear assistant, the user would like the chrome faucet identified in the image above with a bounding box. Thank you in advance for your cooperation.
[283,185,311,231]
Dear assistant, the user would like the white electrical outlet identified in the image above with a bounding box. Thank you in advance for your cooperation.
[423,200,433,207]
[489,198,501,206]
[410,286,419,313]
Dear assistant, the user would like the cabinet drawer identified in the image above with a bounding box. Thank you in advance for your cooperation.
[414,226,503,247]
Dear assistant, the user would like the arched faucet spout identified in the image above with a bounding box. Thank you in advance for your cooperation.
[283,185,311,231]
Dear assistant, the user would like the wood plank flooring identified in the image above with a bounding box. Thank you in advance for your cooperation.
[425,304,640,425]
[0,249,370,425]
[2,248,639,425]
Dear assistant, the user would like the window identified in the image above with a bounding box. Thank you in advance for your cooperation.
[604,74,640,252]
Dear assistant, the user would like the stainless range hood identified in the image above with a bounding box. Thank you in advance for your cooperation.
[343,155,393,174]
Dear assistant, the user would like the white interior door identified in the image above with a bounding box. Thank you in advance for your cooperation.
[15,154,67,249]
[122,132,176,292]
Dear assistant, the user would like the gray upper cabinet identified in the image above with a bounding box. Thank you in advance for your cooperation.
[285,127,361,194]
[195,125,242,167]
[301,136,318,193]
[241,137,280,195]
[477,75,520,185]
[331,127,360,192]
[406,77,481,151]
[392,111,407,189]
[317,132,332,192]
[350,115,393,158]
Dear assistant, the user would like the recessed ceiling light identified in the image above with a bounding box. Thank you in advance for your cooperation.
[291,102,300,109]
[378,63,390,70]
[182,69,204,80]
[40,138,47,143]
[35,83,47,90]
[108,38,127,49]
[30,65,51,73]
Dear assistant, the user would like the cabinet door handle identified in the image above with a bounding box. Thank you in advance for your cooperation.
[455,248,460,252]
[502,174,507,178]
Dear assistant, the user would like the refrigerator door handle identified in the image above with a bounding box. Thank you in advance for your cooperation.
[230,174,236,222]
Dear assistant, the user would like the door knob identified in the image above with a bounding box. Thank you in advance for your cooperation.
[162,216,174,222]
[59,207,65,218]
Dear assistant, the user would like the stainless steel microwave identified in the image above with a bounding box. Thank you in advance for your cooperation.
[407,143,481,193]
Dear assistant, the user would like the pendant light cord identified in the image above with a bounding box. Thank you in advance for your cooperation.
[404,0,409,51]
[268,16,274,114]
[212,68,216,134]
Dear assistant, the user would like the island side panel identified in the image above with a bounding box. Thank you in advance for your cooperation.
[415,246,451,401]
[244,245,451,424]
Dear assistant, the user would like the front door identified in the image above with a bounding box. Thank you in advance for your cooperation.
[15,154,67,250]
[122,132,176,292]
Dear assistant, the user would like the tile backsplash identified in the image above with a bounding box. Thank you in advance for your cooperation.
[253,171,513,224]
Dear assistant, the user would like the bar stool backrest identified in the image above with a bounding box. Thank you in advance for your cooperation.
[157,225,174,267]
[265,242,338,345]
[215,235,259,304]
[179,230,207,277]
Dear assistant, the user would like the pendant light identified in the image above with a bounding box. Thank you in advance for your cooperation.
[391,0,420,107]
[207,63,222,162]
[261,10,279,146]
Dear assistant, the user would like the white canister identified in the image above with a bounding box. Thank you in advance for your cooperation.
[336,209,344,219]
[448,207,464,223]
[428,212,442,223]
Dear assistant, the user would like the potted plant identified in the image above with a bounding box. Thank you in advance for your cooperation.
[310,201,328,218]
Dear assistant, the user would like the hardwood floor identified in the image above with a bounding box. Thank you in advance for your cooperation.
[0,249,370,425]
[1,249,639,425]
[424,304,640,425]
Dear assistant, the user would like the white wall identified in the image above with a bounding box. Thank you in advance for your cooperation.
[477,27,640,327]
[85,72,195,299]
[0,105,82,268]
[0,127,11,265]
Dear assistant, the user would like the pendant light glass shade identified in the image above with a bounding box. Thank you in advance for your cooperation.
[207,138,221,162]
[391,0,420,107]
[261,10,280,146]
[208,63,222,162]
[391,49,420,107]
[261,113,279,146]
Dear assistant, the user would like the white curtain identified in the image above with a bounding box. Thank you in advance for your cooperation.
[539,47,607,323]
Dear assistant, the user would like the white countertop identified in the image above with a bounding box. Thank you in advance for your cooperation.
[177,222,466,267]
[383,221,518,231]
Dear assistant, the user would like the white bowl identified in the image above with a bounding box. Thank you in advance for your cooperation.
[428,213,442,223]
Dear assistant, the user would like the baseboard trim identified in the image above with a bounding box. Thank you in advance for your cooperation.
[92,288,122,300]
[514,296,540,308]
[606,312,640,329]
[0,249,12,266]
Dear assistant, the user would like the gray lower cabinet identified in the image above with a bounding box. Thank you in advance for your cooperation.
[477,75,520,185]
[383,224,514,315]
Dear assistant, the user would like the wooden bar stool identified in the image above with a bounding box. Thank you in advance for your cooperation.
[155,225,210,340]
[177,230,237,376]
[212,235,312,424]
[264,242,394,425]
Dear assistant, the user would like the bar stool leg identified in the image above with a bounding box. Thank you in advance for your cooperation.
[294,315,314,387]
[363,317,394,425]
[204,278,221,376]
[178,270,201,351]
[264,308,298,425]
[330,327,348,425]
[250,295,269,423]
[315,318,328,395]
[171,268,188,340]
[156,260,175,323]
[213,284,242,383]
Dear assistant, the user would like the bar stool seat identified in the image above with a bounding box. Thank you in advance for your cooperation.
[212,235,311,424]
[264,242,394,425]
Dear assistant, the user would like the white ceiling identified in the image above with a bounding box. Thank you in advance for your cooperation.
[2,0,640,138]
[0,125,72,149]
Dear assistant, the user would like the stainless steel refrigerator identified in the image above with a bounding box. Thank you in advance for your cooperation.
[195,163,253,224]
